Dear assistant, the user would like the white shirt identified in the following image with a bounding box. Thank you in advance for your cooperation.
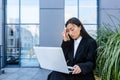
[74,36,82,57]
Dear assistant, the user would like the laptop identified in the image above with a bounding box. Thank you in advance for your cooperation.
[33,46,73,74]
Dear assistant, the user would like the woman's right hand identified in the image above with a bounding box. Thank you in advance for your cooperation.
[62,28,70,41]
[72,65,81,74]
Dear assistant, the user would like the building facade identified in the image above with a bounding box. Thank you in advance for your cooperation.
[0,0,120,68]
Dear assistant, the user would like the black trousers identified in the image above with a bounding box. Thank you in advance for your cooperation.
[47,71,95,80]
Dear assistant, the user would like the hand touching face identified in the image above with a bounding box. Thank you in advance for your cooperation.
[62,28,70,41]
[66,23,81,40]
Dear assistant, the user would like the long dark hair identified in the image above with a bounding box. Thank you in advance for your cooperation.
[65,17,92,39]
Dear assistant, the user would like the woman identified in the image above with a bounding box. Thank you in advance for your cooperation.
[47,17,97,80]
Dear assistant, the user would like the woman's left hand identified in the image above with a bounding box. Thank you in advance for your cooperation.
[72,65,81,74]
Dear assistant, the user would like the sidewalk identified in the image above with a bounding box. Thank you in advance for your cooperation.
[0,68,51,80]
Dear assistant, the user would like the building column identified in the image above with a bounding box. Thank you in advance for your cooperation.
[0,0,5,74]
[0,1,2,44]
[40,0,64,47]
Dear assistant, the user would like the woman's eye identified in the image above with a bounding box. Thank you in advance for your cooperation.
[71,29,74,31]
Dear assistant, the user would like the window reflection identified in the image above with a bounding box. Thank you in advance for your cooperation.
[20,25,39,67]
[6,25,20,64]
[6,0,40,67]
[20,25,39,49]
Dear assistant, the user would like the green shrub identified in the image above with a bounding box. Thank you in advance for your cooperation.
[95,15,120,80]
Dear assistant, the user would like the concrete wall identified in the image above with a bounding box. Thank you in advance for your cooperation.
[99,0,120,28]
[40,0,64,47]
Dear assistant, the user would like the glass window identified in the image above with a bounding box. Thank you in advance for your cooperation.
[6,0,40,66]
[65,0,78,22]
[10,39,14,45]
[65,0,97,37]
[6,0,19,24]
[20,25,39,48]
[21,0,39,23]
[83,25,97,38]
[10,29,14,36]
[79,0,97,24]
[79,7,97,24]
[79,0,96,7]
[7,25,20,47]
[20,25,39,67]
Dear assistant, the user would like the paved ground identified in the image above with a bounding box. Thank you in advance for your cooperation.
[0,68,51,80]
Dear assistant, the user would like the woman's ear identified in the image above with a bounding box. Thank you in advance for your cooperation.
[79,25,82,31]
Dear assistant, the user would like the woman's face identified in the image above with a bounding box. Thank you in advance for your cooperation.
[66,23,81,40]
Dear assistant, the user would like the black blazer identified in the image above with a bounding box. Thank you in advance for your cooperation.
[61,37,97,80]
[48,37,97,80]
